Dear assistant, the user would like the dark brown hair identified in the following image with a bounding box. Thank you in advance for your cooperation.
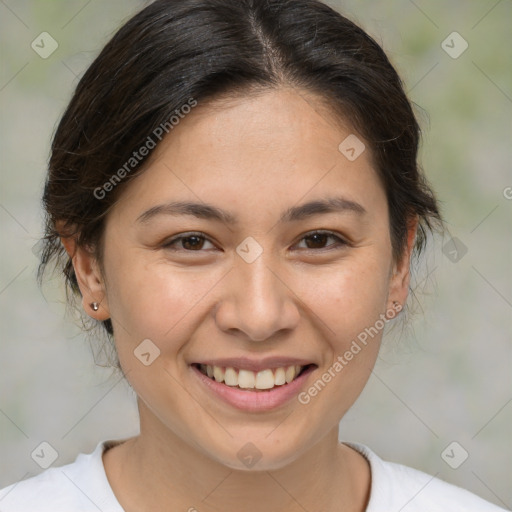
[39,0,442,341]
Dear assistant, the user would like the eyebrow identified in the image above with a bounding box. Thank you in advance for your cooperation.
[136,196,366,225]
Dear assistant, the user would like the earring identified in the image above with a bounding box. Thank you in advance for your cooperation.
[90,302,99,312]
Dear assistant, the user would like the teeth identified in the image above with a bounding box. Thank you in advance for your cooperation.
[238,369,255,389]
[274,367,286,385]
[224,367,238,386]
[213,366,224,383]
[285,366,295,383]
[255,369,274,389]
[198,364,305,390]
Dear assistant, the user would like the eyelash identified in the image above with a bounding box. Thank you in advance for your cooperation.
[162,230,349,253]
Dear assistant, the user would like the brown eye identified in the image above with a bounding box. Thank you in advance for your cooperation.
[163,233,215,252]
[296,231,347,251]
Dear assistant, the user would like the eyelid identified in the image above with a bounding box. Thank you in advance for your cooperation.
[162,230,349,252]
[162,232,217,251]
[293,230,349,250]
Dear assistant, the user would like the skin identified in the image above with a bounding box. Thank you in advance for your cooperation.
[62,86,417,512]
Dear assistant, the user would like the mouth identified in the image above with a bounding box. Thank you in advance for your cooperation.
[192,363,315,392]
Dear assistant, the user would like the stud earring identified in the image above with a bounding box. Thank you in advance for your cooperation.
[90,302,99,312]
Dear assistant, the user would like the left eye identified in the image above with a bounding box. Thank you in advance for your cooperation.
[294,231,347,251]
[163,231,346,252]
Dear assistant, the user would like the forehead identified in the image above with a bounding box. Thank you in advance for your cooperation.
[112,87,385,221]
[166,87,356,159]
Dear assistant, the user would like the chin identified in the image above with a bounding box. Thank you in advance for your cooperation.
[203,432,312,473]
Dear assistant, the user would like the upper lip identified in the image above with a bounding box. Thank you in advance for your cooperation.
[192,357,316,373]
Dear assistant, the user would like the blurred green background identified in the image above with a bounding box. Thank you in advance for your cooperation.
[0,0,511,507]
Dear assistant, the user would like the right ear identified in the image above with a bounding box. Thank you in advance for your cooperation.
[59,227,110,321]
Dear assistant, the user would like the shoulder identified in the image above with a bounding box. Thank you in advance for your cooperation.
[0,440,124,512]
[345,442,507,512]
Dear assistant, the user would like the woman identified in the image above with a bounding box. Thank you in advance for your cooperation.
[0,0,506,510]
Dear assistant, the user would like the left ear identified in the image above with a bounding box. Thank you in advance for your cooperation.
[387,216,419,308]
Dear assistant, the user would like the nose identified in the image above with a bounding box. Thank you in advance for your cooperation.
[214,252,300,342]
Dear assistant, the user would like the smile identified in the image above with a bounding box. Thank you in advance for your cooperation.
[194,363,313,391]
[190,362,317,412]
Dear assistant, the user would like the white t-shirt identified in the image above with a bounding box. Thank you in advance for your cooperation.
[0,440,506,511]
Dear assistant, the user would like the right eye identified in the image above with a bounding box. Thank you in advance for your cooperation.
[162,232,217,252]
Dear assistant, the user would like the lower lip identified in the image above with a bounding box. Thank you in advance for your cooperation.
[190,365,316,412]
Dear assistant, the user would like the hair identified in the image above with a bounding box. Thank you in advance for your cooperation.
[38,0,442,356]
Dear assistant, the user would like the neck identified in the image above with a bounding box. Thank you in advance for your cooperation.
[103,402,370,512]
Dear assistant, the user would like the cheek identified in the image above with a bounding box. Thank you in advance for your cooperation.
[308,254,392,341]
[294,258,392,414]
[104,252,224,348]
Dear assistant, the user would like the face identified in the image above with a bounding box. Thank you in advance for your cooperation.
[72,87,414,470]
